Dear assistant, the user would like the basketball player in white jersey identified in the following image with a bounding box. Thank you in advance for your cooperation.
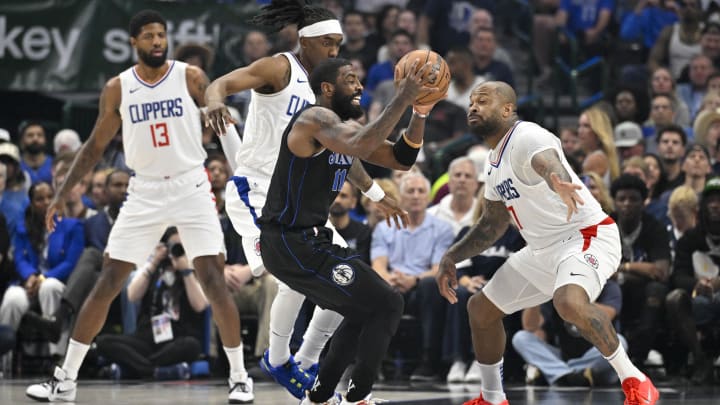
[204,1,408,399]
[26,10,253,403]
[436,82,660,405]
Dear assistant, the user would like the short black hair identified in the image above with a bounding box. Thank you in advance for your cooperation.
[610,173,648,201]
[656,124,687,145]
[129,10,167,38]
[310,58,352,96]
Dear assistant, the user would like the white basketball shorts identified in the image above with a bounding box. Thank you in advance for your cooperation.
[106,166,225,266]
[483,217,621,314]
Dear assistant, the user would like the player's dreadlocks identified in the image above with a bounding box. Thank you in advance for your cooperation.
[249,0,337,33]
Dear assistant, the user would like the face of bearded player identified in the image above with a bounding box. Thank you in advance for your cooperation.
[133,22,169,68]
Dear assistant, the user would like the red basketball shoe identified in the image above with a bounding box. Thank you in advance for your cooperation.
[621,374,660,405]
[463,394,509,405]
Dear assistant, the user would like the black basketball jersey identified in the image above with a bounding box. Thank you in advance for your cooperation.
[259,105,355,229]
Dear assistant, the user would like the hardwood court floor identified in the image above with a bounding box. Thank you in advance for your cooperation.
[2,378,719,404]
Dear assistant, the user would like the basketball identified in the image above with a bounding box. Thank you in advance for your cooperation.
[394,49,451,106]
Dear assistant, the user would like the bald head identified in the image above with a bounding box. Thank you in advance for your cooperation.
[483,81,516,106]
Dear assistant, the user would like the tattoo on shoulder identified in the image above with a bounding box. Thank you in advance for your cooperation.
[309,107,340,128]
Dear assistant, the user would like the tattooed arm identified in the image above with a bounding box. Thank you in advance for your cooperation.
[186,65,210,107]
[531,148,584,221]
[46,77,123,231]
[286,60,432,159]
[445,199,510,263]
[437,199,509,303]
[531,148,572,189]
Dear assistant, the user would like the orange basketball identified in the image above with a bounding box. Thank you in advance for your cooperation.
[394,49,451,106]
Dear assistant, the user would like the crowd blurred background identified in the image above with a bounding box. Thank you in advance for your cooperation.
[0,0,719,388]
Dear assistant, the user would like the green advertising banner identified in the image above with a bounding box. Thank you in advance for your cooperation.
[0,0,259,92]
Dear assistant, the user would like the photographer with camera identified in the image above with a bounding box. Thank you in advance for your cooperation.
[94,227,209,380]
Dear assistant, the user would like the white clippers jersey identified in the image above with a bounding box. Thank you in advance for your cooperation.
[234,52,315,177]
[118,60,206,178]
[484,121,607,249]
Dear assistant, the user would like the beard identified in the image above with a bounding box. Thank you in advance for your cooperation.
[332,91,364,121]
[138,47,168,68]
[329,202,348,217]
[24,143,45,155]
[469,113,504,141]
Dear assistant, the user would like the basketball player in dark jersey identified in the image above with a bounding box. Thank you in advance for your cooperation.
[258,58,438,404]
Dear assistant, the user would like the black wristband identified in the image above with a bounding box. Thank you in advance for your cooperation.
[179,269,194,277]
[392,135,421,166]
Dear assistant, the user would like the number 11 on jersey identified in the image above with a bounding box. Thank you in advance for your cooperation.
[507,205,523,229]
[150,122,170,147]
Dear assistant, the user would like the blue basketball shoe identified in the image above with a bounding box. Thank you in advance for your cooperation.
[259,350,314,399]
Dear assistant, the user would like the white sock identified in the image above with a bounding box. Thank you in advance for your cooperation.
[295,308,342,367]
[62,339,90,381]
[268,283,305,367]
[224,345,248,382]
[478,358,507,404]
[604,343,645,382]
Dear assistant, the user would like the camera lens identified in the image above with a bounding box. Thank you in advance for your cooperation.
[169,242,185,258]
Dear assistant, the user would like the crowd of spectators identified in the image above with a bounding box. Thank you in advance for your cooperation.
[0,0,719,387]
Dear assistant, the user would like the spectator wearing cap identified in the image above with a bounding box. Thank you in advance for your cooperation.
[665,177,720,384]
[615,121,645,163]
[18,122,53,185]
[0,141,30,195]
[610,174,671,367]
[693,107,720,173]
[53,129,82,155]
[0,129,10,143]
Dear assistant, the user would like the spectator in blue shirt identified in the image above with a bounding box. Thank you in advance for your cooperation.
[620,0,678,51]
[0,159,29,238]
[0,182,83,356]
[23,169,131,343]
[417,0,495,57]
[371,172,455,382]
[18,122,53,186]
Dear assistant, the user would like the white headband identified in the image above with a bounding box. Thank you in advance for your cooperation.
[298,19,343,38]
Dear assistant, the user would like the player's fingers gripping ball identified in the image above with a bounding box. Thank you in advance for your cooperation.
[394,50,451,106]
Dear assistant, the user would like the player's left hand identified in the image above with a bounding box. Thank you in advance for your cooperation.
[376,195,409,229]
[436,255,458,304]
[550,173,584,222]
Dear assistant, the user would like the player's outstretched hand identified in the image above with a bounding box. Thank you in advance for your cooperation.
[205,101,237,135]
[396,59,439,105]
[436,255,458,304]
[550,173,584,222]
[376,195,409,229]
[45,196,66,232]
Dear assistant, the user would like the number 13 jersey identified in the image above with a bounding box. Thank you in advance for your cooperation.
[483,121,606,250]
[118,60,206,178]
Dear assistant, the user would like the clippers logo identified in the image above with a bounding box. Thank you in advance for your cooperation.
[254,237,262,256]
[331,263,355,286]
[584,253,599,269]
